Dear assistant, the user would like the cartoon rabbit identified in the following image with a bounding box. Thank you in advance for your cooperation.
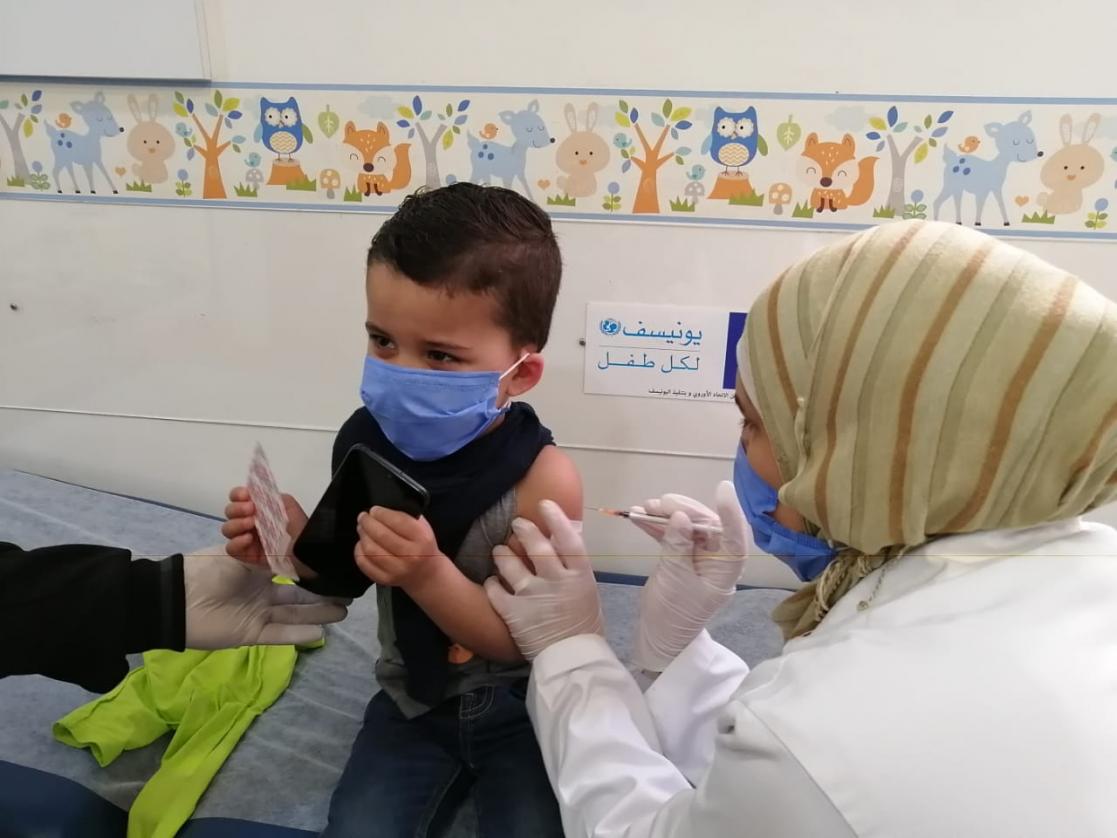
[1036,113,1103,215]
[555,103,610,198]
[126,94,174,184]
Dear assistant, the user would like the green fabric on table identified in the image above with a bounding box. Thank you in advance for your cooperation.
[55,645,303,838]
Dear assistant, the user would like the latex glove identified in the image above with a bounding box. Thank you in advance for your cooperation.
[484,500,603,660]
[183,550,348,649]
[634,481,748,672]
[629,493,721,544]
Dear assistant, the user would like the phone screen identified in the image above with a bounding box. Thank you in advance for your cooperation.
[293,445,429,593]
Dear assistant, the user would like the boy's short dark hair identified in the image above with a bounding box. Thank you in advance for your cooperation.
[367,183,562,349]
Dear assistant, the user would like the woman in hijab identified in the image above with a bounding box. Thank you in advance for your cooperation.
[486,220,1117,837]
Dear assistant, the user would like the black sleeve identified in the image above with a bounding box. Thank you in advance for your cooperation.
[0,542,185,692]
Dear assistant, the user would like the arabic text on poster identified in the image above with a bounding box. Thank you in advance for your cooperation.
[584,302,746,402]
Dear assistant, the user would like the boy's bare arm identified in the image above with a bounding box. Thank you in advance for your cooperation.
[403,558,523,661]
[356,445,583,662]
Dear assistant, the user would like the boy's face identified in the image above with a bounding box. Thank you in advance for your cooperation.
[365,263,543,402]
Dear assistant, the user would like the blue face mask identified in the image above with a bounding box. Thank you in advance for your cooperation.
[360,354,525,462]
[733,446,837,582]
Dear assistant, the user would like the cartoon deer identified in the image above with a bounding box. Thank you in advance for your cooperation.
[467,100,554,199]
[933,111,1043,227]
[45,91,125,194]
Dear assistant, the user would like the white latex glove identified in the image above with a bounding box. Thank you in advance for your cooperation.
[484,500,603,660]
[633,481,749,672]
[629,493,721,543]
[183,550,349,649]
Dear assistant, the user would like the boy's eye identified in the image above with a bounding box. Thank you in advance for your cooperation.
[368,333,394,350]
[427,350,458,364]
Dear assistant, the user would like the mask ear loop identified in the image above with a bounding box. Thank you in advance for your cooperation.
[496,354,532,408]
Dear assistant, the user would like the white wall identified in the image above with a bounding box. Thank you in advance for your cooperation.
[3,0,1116,585]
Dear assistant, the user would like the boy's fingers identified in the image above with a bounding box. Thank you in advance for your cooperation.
[362,515,413,557]
[224,501,255,520]
[354,545,390,585]
[369,507,425,537]
[229,486,250,502]
[358,513,413,556]
[225,533,257,559]
[221,516,256,538]
[357,532,400,564]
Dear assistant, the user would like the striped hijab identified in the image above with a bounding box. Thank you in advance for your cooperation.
[742,220,1117,639]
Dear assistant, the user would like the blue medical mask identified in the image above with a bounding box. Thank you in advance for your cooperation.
[733,446,837,582]
[360,354,526,462]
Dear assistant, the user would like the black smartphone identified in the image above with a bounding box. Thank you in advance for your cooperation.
[292,445,430,593]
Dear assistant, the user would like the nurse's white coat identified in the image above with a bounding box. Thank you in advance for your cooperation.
[528,518,1117,837]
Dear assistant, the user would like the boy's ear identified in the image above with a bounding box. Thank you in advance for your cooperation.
[503,352,544,399]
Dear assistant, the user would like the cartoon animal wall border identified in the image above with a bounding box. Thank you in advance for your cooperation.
[3,81,1117,240]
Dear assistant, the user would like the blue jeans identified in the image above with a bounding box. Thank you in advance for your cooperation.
[321,682,563,838]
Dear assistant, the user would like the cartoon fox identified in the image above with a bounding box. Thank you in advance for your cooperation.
[342,121,412,196]
[797,133,877,212]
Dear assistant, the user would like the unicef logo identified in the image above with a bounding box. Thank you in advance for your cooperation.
[599,318,621,336]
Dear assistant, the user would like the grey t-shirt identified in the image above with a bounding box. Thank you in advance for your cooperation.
[374,489,529,718]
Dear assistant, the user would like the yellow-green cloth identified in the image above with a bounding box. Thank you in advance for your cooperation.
[54,645,303,838]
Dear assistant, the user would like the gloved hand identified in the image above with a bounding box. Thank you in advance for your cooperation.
[633,481,748,672]
[484,501,603,660]
[629,493,722,543]
[183,550,348,649]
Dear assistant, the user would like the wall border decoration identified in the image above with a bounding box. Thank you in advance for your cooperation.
[3,78,1117,241]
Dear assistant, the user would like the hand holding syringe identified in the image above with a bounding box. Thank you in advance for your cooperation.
[588,496,723,539]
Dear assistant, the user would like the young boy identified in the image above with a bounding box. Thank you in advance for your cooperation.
[222,183,580,837]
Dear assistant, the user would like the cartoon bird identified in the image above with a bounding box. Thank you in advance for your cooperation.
[709,106,759,175]
[958,136,981,153]
[260,96,303,160]
[479,123,499,140]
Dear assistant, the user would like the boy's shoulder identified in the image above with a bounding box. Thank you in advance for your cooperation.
[334,403,582,526]
[515,443,583,529]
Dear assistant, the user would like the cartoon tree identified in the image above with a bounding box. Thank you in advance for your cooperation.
[396,95,470,188]
[318,105,340,140]
[172,89,245,199]
[866,106,954,215]
[615,98,693,214]
[0,89,44,181]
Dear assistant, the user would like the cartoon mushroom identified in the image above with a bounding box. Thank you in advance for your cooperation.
[768,183,793,215]
[319,168,341,199]
[683,179,706,203]
[245,166,265,192]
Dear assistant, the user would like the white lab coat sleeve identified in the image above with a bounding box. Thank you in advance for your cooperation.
[528,634,855,838]
[643,630,750,785]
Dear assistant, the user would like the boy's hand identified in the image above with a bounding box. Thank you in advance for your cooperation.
[355,507,448,590]
[221,487,315,578]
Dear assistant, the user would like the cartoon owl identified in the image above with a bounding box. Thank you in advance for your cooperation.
[709,106,759,174]
[260,96,303,159]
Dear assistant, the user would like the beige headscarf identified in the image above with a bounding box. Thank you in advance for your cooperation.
[740,220,1117,639]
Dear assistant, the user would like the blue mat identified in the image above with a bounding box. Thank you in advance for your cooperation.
[0,469,787,836]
